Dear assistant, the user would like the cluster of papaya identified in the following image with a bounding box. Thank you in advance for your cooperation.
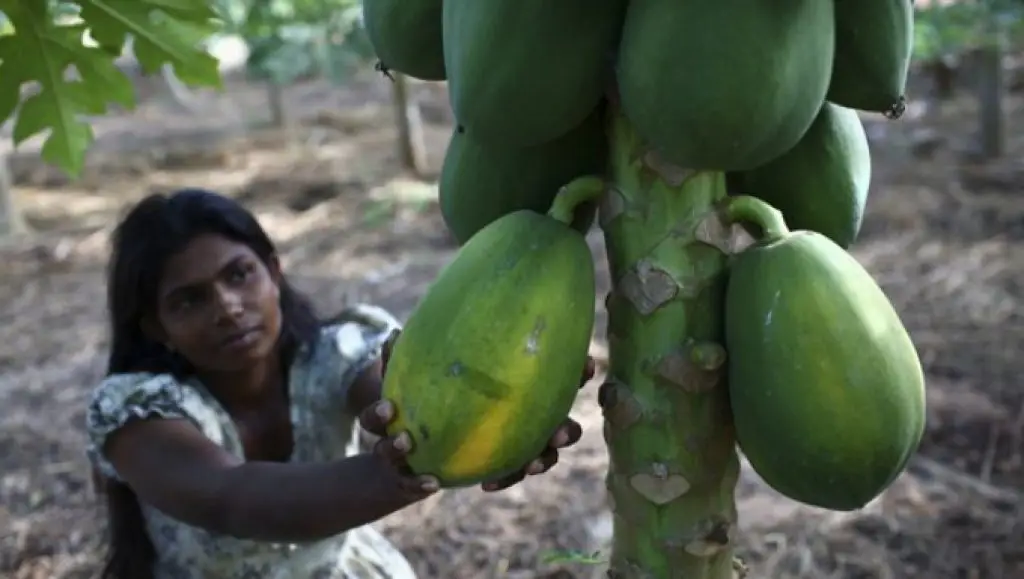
[364,0,926,509]
[694,0,922,512]
[374,182,603,488]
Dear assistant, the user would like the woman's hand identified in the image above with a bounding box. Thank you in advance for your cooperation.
[357,400,441,499]
[359,330,597,493]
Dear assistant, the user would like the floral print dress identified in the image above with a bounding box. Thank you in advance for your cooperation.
[85,304,418,579]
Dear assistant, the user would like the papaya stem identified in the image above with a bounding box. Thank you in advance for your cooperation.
[600,104,740,578]
[722,195,790,243]
[547,175,607,225]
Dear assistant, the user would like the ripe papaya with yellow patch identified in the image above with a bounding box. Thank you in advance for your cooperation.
[382,208,596,487]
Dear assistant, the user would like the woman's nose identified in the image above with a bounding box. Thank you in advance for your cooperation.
[213,286,245,321]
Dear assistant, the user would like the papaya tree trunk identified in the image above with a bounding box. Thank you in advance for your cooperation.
[599,104,742,578]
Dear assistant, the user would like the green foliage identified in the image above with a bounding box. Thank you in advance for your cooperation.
[913,0,1024,61]
[0,0,222,177]
[0,0,380,180]
[216,0,375,86]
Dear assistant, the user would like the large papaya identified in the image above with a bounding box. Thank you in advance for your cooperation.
[827,0,914,116]
[363,0,445,81]
[381,209,596,488]
[728,102,872,249]
[442,0,626,147]
[725,227,926,511]
[616,0,834,171]
[439,105,607,245]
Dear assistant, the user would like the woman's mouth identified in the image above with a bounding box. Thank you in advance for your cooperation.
[222,327,262,350]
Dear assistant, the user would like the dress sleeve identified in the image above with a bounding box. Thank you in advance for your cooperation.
[317,304,403,455]
[323,303,404,393]
[85,372,192,481]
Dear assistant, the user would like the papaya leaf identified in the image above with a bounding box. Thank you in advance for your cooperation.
[0,0,225,177]
[76,0,222,84]
[0,2,128,176]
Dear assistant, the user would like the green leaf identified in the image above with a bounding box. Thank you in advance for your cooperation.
[77,0,223,84]
[0,0,226,178]
[0,4,110,176]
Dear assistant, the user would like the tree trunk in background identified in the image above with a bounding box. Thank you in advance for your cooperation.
[391,74,428,178]
[267,81,288,130]
[0,154,27,238]
[974,43,1005,159]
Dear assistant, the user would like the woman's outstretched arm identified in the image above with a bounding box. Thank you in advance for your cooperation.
[101,414,436,544]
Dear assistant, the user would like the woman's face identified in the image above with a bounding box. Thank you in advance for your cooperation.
[150,233,284,373]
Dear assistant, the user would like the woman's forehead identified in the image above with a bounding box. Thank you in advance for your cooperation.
[158,234,255,292]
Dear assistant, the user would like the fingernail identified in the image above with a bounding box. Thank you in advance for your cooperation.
[421,477,439,492]
[393,432,411,452]
[375,401,392,420]
[551,430,569,448]
[527,459,545,475]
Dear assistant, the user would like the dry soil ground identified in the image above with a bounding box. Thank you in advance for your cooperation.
[1,68,1023,579]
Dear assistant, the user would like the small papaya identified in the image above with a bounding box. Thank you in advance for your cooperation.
[725,227,926,511]
[363,0,445,81]
[381,208,597,488]
[728,102,872,248]
[439,104,608,245]
[827,0,914,116]
[442,0,626,146]
[616,0,834,171]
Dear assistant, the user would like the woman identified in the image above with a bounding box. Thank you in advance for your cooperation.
[85,188,595,579]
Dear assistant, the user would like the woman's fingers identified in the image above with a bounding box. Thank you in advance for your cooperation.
[481,446,561,492]
[579,356,597,388]
[548,418,582,449]
[372,431,414,464]
[358,400,395,437]
[398,473,441,496]
[481,468,526,492]
[527,446,559,475]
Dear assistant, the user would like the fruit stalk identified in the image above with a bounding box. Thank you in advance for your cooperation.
[599,105,742,578]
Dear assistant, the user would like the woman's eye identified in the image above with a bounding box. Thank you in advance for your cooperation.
[169,293,199,312]
[228,263,255,284]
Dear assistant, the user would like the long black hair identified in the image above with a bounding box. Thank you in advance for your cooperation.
[97,188,322,579]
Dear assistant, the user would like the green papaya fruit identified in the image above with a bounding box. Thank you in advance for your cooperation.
[363,0,445,81]
[442,0,626,146]
[439,105,608,245]
[827,0,914,116]
[726,229,926,511]
[383,209,596,487]
[728,102,872,248]
[616,0,835,171]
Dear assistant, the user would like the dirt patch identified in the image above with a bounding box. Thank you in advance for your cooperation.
[1,69,1023,579]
